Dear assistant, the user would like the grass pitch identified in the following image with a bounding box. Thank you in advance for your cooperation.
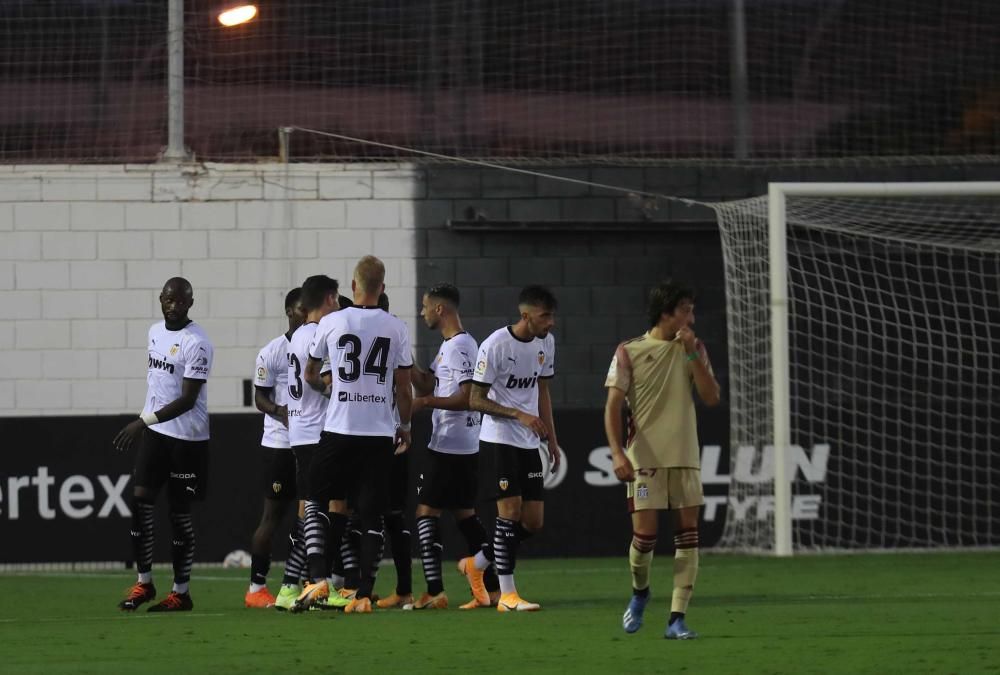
[1,553,998,674]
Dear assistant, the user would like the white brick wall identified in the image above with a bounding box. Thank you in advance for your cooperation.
[42,232,98,260]
[0,204,13,231]
[72,319,126,349]
[0,232,41,260]
[70,203,126,231]
[70,261,126,289]
[15,203,70,230]
[16,261,70,289]
[0,261,14,290]
[0,163,420,416]
[0,321,14,349]
[152,231,207,259]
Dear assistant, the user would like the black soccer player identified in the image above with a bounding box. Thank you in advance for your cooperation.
[245,287,307,608]
[114,277,214,612]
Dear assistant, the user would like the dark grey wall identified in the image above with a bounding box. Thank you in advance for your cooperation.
[411,162,1000,409]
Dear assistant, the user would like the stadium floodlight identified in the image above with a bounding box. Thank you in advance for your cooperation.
[217,4,258,27]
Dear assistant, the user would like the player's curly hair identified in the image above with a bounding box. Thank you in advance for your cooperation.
[284,287,302,310]
[647,280,695,327]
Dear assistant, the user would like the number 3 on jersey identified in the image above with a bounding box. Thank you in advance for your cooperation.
[338,334,391,384]
[288,352,304,400]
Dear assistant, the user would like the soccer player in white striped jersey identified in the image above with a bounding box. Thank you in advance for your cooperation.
[294,255,413,614]
[114,277,214,613]
[284,274,350,611]
[406,283,500,610]
[469,285,561,612]
[245,287,307,609]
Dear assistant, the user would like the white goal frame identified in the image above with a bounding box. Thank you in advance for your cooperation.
[767,181,1000,556]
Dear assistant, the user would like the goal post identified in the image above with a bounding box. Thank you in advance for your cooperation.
[716,182,1000,555]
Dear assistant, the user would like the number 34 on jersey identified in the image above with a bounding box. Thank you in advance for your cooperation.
[308,306,413,437]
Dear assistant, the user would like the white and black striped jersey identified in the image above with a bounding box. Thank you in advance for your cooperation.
[429,331,480,455]
[254,333,291,449]
[309,306,412,438]
[143,320,213,441]
[473,326,555,450]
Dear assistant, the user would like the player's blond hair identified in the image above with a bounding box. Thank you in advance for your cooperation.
[353,255,386,294]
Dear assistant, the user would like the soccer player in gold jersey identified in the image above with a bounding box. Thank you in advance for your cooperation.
[604,280,720,639]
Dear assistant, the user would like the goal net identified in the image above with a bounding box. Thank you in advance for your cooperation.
[713,183,1000,552]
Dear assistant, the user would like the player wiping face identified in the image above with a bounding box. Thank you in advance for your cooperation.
[670,299,699,353]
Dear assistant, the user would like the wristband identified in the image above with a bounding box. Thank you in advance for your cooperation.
[398,422,412,432]
[140,411,159,426]
[686,352,699,362]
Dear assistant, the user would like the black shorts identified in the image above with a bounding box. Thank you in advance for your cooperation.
[417,448,479,511]
[389,451,409,513]
[133,428,209,503]
[260,446,297,501]
[482,441,544,501]
[310,432,395,517]
[291,443,318,500]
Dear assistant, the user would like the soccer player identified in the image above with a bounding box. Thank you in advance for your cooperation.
[245,287,307,608]
[294,255,413,614]
[284,274,350,611]
[604,280,720,639]
[114,277,213,612]
[373,291,416,610]
[468,285,561,612]
[407,283,499,610]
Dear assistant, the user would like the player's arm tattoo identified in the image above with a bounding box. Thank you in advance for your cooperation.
[304,356,326,392]
[469,382,520,420]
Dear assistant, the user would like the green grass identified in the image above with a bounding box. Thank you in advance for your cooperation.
[2,554,1000,674]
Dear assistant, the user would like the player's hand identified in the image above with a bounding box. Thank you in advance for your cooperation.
[545,442,561,474]
[612,451,635,482]
[676,325,697,353]
[515,411,549,438]
[394,427,411,455]
[274,404,289,428]
[114,419,145,453]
